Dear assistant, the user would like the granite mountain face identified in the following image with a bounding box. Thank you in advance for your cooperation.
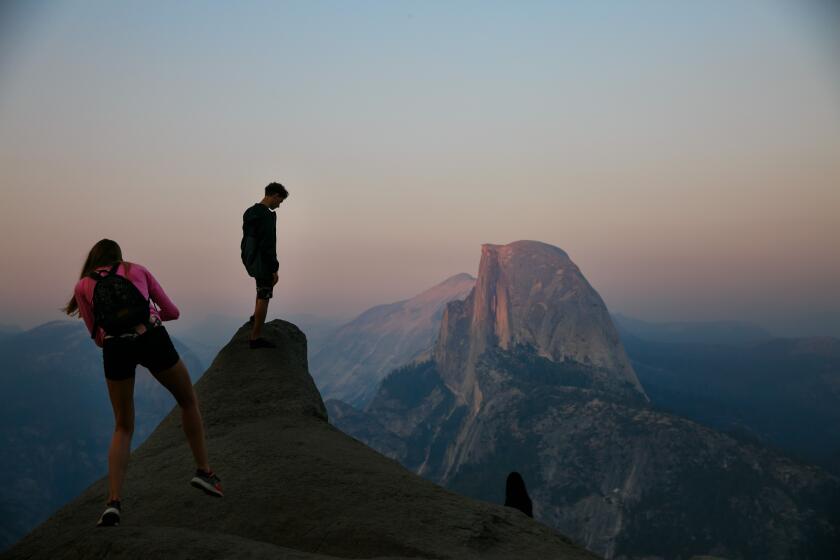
[433,241,647,410]
[4,321,598,560]
[310,273,475,407]
[331,241,840,559]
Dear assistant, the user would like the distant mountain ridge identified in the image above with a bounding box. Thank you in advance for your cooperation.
[623,332,840,475]
[310,273,475,407]
[0,324,21,337]
[331,241,840,559]
[319,271,840,478]
[612,313,773,346]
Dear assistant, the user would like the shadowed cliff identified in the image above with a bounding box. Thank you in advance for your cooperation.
[3,320,598,560]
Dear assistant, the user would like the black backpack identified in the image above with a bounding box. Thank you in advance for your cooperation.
[88,263,151,338]
[240,233,260,278]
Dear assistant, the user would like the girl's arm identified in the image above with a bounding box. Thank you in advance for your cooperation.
[143,267,180,321]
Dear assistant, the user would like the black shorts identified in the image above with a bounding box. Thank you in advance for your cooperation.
[256,275,274,300]
[102,325,180,381]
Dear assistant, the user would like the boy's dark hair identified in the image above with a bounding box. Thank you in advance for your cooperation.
[265,182,289,199]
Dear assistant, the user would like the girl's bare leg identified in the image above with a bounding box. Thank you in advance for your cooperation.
[105,377,136,501]
[151,359,210,471]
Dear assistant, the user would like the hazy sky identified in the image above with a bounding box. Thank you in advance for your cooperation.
[1,1,839,335]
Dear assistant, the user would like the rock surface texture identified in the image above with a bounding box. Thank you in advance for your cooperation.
[3,320,597,560]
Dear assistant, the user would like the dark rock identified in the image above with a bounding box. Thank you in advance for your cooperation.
[505,472,533,518]
[3,320,597,560]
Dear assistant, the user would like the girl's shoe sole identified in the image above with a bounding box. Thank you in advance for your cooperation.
[190,478,224,497]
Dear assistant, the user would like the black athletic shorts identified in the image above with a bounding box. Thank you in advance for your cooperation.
[102,325,180,381]
[256,275,274,300]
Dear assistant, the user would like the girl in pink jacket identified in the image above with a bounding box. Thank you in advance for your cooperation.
[65,239,223,527]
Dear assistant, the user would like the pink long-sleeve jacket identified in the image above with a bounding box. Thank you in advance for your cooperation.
[74,262,180,347]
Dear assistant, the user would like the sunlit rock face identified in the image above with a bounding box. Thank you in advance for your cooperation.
[434,240,646,408]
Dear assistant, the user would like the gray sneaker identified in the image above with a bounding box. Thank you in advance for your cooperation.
[97,500,121,527]
[190,469,224,497]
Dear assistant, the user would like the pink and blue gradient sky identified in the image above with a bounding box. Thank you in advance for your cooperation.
[1,1,839,335]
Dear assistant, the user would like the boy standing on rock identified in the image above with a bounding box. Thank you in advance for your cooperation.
[241,182,288,349]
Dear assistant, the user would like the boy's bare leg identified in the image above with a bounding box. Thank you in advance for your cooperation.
[251,297,269,340]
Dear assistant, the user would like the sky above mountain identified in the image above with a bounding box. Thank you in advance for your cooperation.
[1,1,838,335]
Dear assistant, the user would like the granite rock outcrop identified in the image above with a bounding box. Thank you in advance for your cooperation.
[3,320,597,560]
